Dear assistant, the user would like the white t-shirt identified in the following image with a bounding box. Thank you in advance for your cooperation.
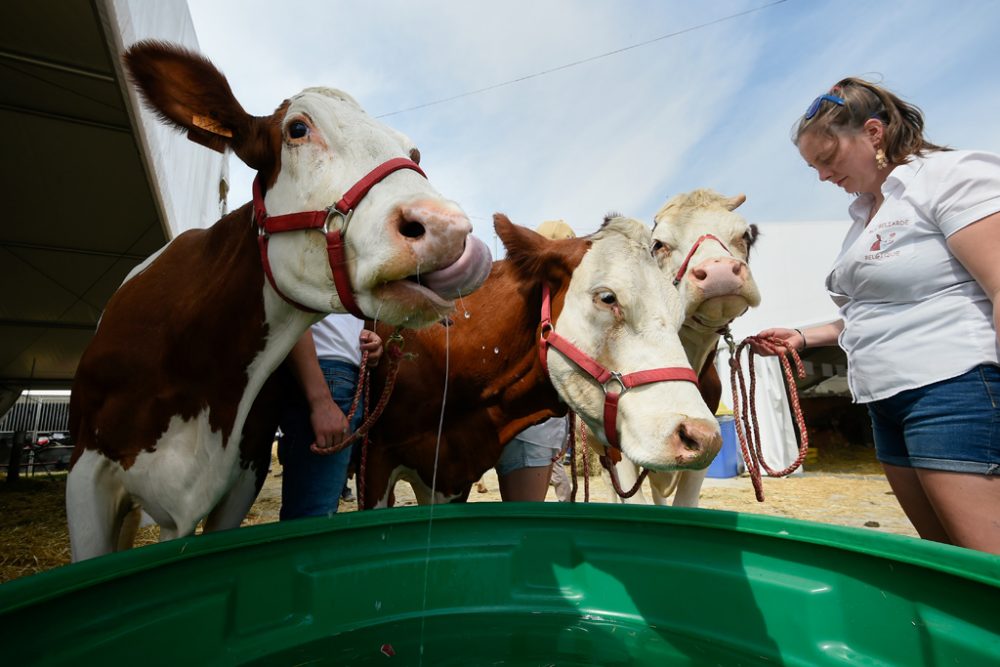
[310,313,364,366]
[826,149,1000,403]
[515,416,569,450]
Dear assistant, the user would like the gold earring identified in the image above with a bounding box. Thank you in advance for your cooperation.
[875,148,888,170]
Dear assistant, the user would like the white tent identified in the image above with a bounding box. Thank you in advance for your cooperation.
[713,219,849,473]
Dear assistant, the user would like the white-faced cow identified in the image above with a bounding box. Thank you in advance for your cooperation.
[66,41,491,561]
[601,189,760,506]
[360,214,722,508]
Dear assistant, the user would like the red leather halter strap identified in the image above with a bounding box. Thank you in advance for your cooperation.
[672,233,732,286]
[537,283,699,454]
[252,157,426,317]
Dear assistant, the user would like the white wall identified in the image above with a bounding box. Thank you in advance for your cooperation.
[102,0,229,237]
[730,219,848,340]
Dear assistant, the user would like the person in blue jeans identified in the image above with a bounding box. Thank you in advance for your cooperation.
[279,313,382,519]
[754,77,1000,554]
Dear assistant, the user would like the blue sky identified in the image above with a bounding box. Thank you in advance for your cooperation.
[186,0,1000,328]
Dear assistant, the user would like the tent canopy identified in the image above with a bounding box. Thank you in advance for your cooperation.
[0,0,224,396]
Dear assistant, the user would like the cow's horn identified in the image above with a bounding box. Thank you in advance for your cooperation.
[726,193,747,211]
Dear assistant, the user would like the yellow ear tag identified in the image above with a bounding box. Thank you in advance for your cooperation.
[192,114,233,138]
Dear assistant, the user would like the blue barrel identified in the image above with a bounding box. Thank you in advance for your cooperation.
[707,415,740,478]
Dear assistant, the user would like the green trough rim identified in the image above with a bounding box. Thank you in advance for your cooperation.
[2,503,999,606]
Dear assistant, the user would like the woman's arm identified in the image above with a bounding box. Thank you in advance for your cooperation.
[947,210,1000,345]
[752,320,845,356]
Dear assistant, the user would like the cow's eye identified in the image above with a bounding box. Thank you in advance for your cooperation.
[597,291,617,305]
[288,120,309,139]
[652,240,672,254]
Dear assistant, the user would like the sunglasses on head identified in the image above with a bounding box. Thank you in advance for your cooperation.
[804,93,845,120]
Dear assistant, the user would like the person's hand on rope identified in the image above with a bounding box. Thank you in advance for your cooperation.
[359,329,383,367]
[309,395,350,454]
[749,327,806,356]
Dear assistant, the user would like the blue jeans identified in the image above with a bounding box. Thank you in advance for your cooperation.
[867,364,1000,475]
[278,360,363,519]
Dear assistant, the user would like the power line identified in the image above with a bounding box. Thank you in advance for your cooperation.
[376,0,788,119]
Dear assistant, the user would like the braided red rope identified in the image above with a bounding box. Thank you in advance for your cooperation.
[310,331,406,457]
[602,454,649,499]
[357,357,373,510]
[726,332,810,502]
[575,416,591,502]
[569,412,579,502]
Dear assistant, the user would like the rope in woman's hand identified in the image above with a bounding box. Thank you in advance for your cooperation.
[725,331,810,502]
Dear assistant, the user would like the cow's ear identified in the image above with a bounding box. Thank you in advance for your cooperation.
[123,40,275,172]
[494,214,588,284]
[744,223,761,261]
[494,213,543,261]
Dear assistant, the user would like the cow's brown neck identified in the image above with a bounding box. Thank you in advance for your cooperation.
[365,260,577,500]
[71,204,277,469]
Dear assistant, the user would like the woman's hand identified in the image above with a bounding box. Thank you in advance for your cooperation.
[360,329,383,366]
[749,327,806,356]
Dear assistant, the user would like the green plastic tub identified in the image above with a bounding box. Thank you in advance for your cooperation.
[2,504,998,666]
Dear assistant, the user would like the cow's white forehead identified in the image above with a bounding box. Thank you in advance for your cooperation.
[291,86,362,109]
[655,207,748,239]
[652,190,750,245]
[577,217,677,310]
[284,87,414,154]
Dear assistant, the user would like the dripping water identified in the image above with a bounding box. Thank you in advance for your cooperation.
[457,291,471,319]
[418,310,450,665]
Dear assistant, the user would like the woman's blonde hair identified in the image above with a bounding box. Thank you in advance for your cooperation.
[794,77,949,165]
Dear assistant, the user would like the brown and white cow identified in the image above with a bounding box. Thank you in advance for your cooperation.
[603,189,760,506]
[65,41,491,561]
[360,214,722,508]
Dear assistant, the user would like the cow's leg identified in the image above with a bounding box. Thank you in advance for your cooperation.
[672,468,708,508]
[648,471,680,506]
[117,506,142,551]
[372,482,396,509]
[203,467,260,532]
[66,450,135,561]
[407,475,463,505]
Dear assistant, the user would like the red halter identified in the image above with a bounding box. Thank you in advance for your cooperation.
[252,157,427,317]
[672,233,732,286]
[537,283,699,455]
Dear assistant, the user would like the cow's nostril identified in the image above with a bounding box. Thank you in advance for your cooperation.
[692,267,708,281]
[399,219,426,239]
[678,424,702,452]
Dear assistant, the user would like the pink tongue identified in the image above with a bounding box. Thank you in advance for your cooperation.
[421,236,492,298]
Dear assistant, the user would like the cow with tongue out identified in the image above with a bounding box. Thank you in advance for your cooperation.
[66,41,491,561]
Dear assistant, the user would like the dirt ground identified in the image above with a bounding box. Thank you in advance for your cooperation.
[0,443,915,585]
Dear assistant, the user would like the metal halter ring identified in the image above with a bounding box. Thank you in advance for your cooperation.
[604,371,629,396]
[323,206,354,235]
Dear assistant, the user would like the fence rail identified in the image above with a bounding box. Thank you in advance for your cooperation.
[0,394,71,442]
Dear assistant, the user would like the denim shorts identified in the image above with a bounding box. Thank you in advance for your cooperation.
[495,437,560,475]
[867,364,1000,475]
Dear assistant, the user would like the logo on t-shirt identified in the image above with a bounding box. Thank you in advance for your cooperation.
[864,219,907,261]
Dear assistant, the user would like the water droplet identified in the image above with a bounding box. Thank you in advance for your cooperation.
[493,347,499,354]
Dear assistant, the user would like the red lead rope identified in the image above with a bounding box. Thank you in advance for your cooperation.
[725,331,810,502]
[310,331,406,466]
